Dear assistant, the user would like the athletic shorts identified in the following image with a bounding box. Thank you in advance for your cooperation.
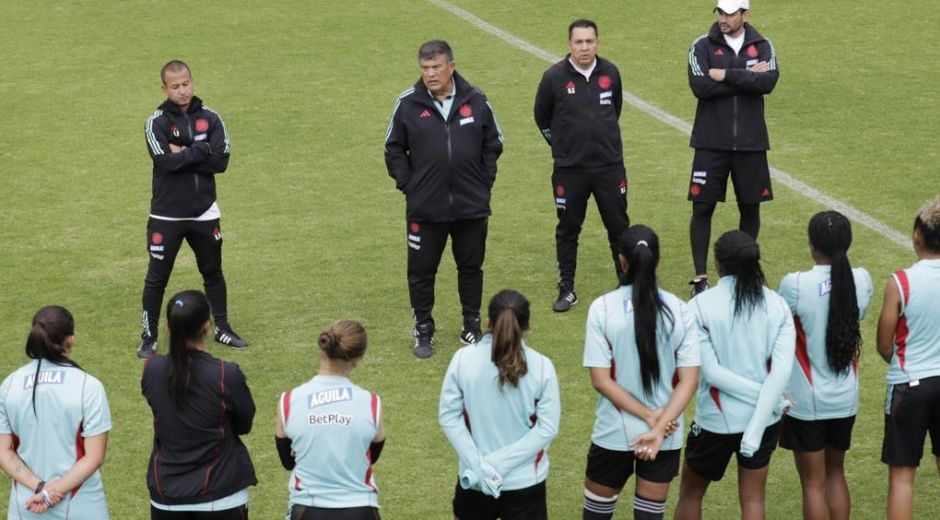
[779,415,855,452]
[150,505,247,520]
[882,376,940,467]
[585,442,680,488]
[687,149,772,204]
[453,480,546,520]
[289,505,380,520]
[683,421,780,481]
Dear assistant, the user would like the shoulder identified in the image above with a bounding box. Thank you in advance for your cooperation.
[523,345,556,374]
[690,33,709,49]
[394,85,418,103]
[199,104,225,122]
[541,60,568,81]
[145,108,166,125]
[853,266,873,285]
[597,57,620,74]
[79,370,107,393]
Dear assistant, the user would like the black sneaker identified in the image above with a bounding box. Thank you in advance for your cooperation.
[137,336,157,359]
[689,277,710,298]
[552,284,578,313]
[460,317,483,345]
[413,322,434,359]
[215,326,249,349]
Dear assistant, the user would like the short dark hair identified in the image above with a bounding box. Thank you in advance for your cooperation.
[568,19,598,39]
[418,40,453,63]
[161,60,190,84]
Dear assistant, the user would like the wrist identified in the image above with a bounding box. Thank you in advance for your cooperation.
[34,480,45,494]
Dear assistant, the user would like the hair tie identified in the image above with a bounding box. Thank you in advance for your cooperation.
[174,300,184,308]
[636,240,649,247]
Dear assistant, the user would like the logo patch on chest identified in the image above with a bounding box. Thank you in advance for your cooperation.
[565,81,576,94]
[308,387,353,408]
[598,75,612,89]
[746,45,758,58]
[194,118,210,133]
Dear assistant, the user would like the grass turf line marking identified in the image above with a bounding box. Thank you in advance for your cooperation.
[428,0,911,250]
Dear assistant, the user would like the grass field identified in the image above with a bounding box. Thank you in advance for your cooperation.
[1,0,938,518]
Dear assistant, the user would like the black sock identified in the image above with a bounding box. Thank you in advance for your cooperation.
[633,493,666,520]
[583,489,618,520]
[690,201,717,275]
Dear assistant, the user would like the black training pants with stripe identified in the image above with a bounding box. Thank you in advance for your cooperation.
[406,218,487,327]
[552,166,629,286]
[141,218,228,339]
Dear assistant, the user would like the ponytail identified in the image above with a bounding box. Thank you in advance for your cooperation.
[808,211,861,375]
[488,290,530,388]
[25,306,81,416]
[166,291,211,407]
[714,230,766,316]
[620,226,674,396]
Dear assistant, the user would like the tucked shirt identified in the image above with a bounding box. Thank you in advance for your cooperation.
[583,286,701,452]
[778,265,873,420]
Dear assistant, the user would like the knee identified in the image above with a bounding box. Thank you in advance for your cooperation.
[691,202,717,220]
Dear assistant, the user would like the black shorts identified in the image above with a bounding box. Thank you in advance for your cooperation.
[289,505,380,520]
[882,376,940,467]
[687,149,772,204]
[453,480,546,520]
[585,442,680,488]
[683,421,780,481]
[779,415,856,452]
[150,505,247,520]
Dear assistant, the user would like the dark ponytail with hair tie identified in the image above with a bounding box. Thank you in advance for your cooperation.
[488,290,530,388]
[25,306,82,416]
[166,290,211,407]
[714,230,767,316]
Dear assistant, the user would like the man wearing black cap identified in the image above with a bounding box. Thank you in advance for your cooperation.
[535,19,630,313]
[686,0,779,297]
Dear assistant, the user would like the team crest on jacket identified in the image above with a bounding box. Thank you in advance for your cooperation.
[746,45,758,58]
[212,227,222,241]
[618,179,627,195]
[151,232,164,245]
[714,48,724,56]
[195,118,209,133]
[459,104,473,118]
[565,81,576,94]
[170,125,180,138]
[598,75,612,89]
[419,109,431,119]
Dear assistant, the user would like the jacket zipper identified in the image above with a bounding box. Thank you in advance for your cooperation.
[445,120,454,219]
[182,113,200,193]
[732,96,738,151]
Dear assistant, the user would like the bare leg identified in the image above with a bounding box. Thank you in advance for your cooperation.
[886,465,916,520]
[738,465,769,520]
[793,450,829,520]
[674,462,710,520]
[823,448,850,520]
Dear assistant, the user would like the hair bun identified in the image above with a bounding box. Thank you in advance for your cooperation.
[318,331,335,351]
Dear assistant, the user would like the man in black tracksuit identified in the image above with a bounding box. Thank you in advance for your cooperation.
[686,0,779,296]
[385,40,503,359]
[534,19,630,313]
[138,61,248,358]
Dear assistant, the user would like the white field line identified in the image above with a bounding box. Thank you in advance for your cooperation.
[428,0,911,249]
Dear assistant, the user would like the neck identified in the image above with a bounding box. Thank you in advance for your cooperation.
[319,358,353,377]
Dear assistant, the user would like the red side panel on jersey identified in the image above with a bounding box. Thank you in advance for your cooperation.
[294,475,302,490]
[371,392,379,427]
[364,449,377,491]
[534,449,545,471]
[72,423,85,497]
[709,387,722,411]
[794,316,812,384]
[463,408,472,433]
[895,271,910,370]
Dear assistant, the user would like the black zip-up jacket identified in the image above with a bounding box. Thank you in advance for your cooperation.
[145,96,231,218]
[688,23,779,151]
[534,55,624,173]
[141,351,257,505]
[385,71,503,223]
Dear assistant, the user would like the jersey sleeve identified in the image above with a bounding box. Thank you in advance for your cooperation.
[0,374,15,434]
[81,375,112,438]
[674,300,702,368]
[438,349,485,480]
[777,272,799,314]
[145,111,211,174]
[583,297,612,368]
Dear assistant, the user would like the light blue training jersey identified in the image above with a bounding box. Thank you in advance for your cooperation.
[583,286,701,452]
[886,259,940,385]
[689,276,795,456]
[778,265,873,420]
[439,336,561,492]
[280,375,380,509]
[0,361,111,520]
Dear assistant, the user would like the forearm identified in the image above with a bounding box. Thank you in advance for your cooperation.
[653,370,698,433]
[593,376,654,421]
[47,454,103,494]
[0,447,42,491]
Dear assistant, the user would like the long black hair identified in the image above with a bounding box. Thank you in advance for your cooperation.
[488,290,530,388]
[809,211,861,375]
[714,230,767,316]
[25,306,82,415]
[620,225,674,396]
[166,290,210,407]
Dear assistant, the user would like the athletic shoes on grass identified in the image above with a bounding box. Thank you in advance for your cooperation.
[552,284,578,313]
[137,336,158,359]
[215,326,249,349]
[460,317,483,345]
[689,277,710,298]
[413,322,435,359]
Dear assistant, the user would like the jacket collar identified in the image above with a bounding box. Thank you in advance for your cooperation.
[708,22,764,47]
[159,95,204,115]
[562,54,607,77]
[411,70,474,108]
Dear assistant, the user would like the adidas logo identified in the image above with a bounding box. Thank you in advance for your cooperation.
[419,109,431,118]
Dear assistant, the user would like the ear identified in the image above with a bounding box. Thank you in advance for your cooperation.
[618,254,629,272]
[64,335,76,354]
[201,320,212,338]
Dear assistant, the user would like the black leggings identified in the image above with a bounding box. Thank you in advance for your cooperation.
[690,201,760,275]
[289,505,380,520]
[150,504,247,519]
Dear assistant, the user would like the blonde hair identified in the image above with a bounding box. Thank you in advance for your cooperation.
[915,195,940,252]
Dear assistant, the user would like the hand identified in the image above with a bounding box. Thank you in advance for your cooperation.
[25,486,64,513]
[478,460,503,499]
[168,143,186,153]
[645,408,679,436]
[748,61,770,73]
[708,68,726,82]
[631,430,665,461]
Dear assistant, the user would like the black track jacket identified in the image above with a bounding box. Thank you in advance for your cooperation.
[534,55,624,173]
[142,350,256,505]
[385,71,503,223]
[145,96,231,218]
[688,23,779,151]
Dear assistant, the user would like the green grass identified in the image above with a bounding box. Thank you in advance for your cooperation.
[1,0,937,518]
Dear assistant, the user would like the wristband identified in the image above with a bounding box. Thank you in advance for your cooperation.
[41,489,53,507]
[34,480,45,494]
